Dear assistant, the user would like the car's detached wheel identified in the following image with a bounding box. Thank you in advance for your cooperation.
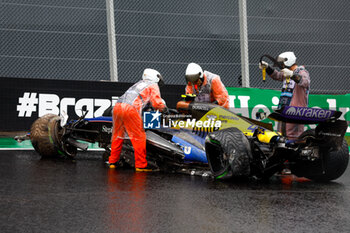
[292,129,349,182]
[30,114,62,158]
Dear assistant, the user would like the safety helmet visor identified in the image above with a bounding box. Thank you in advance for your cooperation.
[157,74,165,87]
[185,73,201,84]
[276,56,287,69]
[276,51,296,68]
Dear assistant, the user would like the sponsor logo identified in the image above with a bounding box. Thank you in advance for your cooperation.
[284,106,333,119]
[206,115,217,120]
[102,125,113,134]
[143,111,162,129]
[192,105,210,111]
[285,107,297,115]
[163,118,221,129]
[183,146,191,155]
[219,115,240,121]
[143,111,222,129]
[318,131,341,137]
[16,92,119,118]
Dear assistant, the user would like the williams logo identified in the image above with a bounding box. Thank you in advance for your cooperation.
[143,110,162,129]
[283,106,333,119]
[102,125,112,134]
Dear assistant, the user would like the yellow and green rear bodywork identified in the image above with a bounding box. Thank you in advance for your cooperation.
[173,106,280,144]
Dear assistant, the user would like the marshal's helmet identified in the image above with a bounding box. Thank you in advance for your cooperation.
[185,63,204,83]
[276,51,297,68]
[142,68,165,86]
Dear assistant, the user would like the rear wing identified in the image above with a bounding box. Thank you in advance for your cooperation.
[268,106,342,124]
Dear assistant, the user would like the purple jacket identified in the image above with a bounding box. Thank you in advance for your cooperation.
[270,66,311,139]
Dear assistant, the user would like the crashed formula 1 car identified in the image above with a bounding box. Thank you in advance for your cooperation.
[21,96,349,182]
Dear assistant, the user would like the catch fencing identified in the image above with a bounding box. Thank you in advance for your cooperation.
[1,0,349,94]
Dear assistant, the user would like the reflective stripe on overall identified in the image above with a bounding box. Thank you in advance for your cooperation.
[191,71,216,103]
[117,80,153,113]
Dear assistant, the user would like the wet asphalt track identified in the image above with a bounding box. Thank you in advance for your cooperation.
[1,150,350,233]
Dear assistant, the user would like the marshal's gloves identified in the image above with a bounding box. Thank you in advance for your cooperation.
[281,68,293,78]
[281,68,301,83]
[259,61,269,70]
[259,61,274,75]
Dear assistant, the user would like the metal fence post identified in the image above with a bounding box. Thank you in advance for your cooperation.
[238,0,249,87]
[106,0,118,82]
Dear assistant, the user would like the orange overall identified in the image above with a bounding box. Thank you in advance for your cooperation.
[109,80,165,168]
[185,71,229,109]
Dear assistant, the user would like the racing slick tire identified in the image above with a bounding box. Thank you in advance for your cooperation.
[292,129,349,182]
[205,127,252,179]
[30,114,63,158]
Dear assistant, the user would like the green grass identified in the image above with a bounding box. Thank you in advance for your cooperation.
[1,137,350,151]
[0,137,33,149]
[0,137,101,150]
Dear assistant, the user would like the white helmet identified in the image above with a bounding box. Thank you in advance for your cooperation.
[277,51,297,68]
[142,68,164,86]
[185,63,204,83]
